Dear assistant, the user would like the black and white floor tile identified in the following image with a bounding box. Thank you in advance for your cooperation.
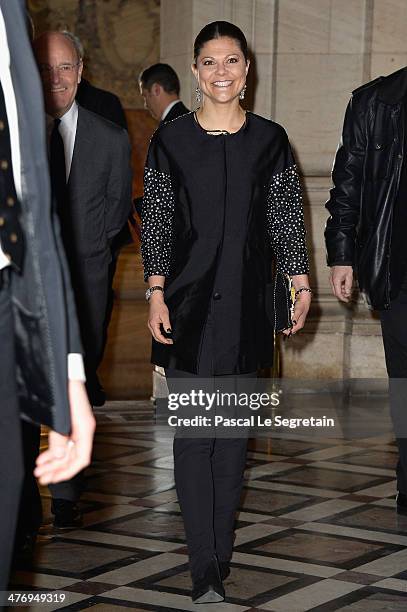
[10,401,407,611]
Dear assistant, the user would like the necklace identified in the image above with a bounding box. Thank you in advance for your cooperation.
[194,110,247,135]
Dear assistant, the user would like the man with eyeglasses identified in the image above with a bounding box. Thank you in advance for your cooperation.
[16,31,132,535]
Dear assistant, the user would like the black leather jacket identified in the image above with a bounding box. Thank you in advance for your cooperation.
[325,67,407,310]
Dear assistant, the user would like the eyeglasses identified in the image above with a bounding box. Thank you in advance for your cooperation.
[38,61,81,77]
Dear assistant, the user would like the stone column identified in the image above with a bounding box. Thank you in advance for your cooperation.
[159,0,399,380]
[276,0,383,380]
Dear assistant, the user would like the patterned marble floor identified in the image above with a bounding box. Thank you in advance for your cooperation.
[10,401,407,611]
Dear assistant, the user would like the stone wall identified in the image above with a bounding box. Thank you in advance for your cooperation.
[160,0,407,380]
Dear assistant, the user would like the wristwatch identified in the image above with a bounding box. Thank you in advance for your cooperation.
[145,285,164,301]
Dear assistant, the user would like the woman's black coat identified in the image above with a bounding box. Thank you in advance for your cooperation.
[141,111,309,375]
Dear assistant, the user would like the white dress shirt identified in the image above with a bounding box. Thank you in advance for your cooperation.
[161,99,180,122]
[0,8,85,382]
[0,7,21,270]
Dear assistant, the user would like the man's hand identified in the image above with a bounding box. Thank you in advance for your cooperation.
[330,265,354,302]
[34,380,95,485]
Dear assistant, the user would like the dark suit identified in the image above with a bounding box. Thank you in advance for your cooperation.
[60,106,132,396]
[160,100,190,125]
[77,78,128,131]
[18,107,132,520]
[0,0,83,588]
[75,79,130,360]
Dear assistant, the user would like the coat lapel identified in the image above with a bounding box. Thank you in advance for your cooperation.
[68,105,92,191]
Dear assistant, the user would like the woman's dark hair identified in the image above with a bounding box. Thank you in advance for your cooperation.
[193,21,248,64]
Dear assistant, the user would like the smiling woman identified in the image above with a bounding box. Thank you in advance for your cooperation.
[192,21,249,130]
[141,20,311,605]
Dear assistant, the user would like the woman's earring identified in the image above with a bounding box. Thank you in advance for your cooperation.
[239,84,247,100]
[195,86,202,103]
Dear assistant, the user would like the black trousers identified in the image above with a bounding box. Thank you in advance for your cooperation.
[73,269,108,403]
[380,283,407,493]
[15,421,42,542]
[0,272,24,589]
[166,315,252,581]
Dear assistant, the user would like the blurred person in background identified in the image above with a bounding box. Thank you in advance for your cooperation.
[139,62,189,125]
[133,63,190,219]
[0,0,94,588]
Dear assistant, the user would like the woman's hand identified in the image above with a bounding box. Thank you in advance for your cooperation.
[282,292,311,336]
[148,292,174,344]
[291,291,311,334]
[282,274,311,337]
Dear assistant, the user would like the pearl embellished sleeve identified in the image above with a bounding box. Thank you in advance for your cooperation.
[266,163,309,275]
[141,166,175,281]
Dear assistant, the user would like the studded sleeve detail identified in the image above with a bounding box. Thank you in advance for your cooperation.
[141,167,175,281]
[266,164,309,275]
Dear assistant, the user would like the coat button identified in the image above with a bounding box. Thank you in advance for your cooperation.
[10,232,18,243]
[0,216,4,226]
[375,143,383,150]
[213,292,222,300]
[1,159,8,170]
[0,120,4,131]
[6,196,14,207]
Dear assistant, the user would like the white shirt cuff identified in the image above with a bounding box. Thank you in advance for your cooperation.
[68,353,86,382]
